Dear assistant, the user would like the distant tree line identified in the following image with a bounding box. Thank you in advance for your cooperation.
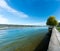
[0,24,41,28]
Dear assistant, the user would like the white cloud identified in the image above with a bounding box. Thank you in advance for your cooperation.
[0,0,29,18]
[0,15,8,24]
[23,22,46,25]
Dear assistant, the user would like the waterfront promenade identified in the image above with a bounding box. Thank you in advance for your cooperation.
[35,27,60,51]
[48,27,60,51]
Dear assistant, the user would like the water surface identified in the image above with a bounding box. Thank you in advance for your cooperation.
[0,27,48,51]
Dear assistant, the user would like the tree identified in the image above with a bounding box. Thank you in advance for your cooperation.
[46,16,58,32]
[46,16,58,27]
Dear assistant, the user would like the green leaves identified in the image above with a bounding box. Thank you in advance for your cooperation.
[46,16,58,26]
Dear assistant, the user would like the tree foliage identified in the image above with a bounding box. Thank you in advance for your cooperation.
[46,16,58,26]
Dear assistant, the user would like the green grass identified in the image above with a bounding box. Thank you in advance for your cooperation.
[56,27,60,32]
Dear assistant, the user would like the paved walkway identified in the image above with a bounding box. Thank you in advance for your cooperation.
[47,27,60,51]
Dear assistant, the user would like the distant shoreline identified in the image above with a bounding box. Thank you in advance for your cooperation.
[0,26,47,30]
[0,24,47,29]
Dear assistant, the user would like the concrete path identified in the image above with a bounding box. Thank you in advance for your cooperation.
[47,27,60,51]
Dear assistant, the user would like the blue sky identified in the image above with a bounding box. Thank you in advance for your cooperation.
[0,0,60,25]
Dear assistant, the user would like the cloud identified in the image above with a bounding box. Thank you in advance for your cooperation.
[0,0,29,18]
[23,22,46,25]
[0,15,9,24]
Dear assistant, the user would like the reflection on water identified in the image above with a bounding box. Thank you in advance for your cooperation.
[0,27,48,51]
[0,30,8,44]
[0,30,7,36]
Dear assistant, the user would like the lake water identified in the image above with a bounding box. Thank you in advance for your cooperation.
[0,27,48,51]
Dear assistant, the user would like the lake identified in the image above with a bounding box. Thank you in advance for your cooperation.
[0,27,48,51]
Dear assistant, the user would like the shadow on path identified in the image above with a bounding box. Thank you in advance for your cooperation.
[34,30,52,51]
